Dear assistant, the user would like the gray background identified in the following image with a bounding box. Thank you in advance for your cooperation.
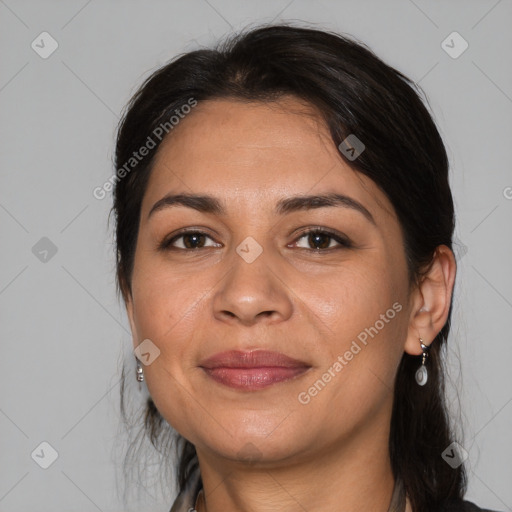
[1,0,511,511]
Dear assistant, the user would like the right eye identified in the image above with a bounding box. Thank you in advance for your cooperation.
[159,230,222,251]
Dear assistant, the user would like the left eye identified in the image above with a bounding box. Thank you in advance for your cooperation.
[292,229,352,250]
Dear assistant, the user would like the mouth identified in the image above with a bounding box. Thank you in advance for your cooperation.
[199,350,311,391]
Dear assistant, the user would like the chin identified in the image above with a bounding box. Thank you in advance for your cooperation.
[192,417,311,465]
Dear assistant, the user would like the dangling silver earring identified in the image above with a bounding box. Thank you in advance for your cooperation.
[415,338,430,386]
[136,359,144,382]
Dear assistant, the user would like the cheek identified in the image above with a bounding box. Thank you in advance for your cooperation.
[302,261,408,395]
[129,256,221,385]
[295,278,406,435]
[310,263,402,336]
[129,269,205,432]
[130,257,198,340]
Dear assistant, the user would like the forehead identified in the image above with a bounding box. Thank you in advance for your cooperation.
[141,97,396,223]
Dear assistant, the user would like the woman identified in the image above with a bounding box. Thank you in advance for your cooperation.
[113,24,499,512]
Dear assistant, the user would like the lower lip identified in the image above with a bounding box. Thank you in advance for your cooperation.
[202,367,310,390]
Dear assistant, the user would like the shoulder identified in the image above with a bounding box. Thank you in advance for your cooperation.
[440,499,503,512]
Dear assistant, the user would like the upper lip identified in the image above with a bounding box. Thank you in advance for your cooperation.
[199,350,310,369]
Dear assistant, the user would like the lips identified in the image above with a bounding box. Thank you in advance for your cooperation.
[199,350,311,390]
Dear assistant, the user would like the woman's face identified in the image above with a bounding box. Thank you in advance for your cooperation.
[126,97,413,465]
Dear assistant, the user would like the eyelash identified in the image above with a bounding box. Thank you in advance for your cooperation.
[158,227,353,252]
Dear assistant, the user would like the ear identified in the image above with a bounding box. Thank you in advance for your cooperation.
[124,293,140,351]
[404,245,457,356]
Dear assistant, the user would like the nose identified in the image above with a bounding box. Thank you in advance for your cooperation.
[212,244,293,327]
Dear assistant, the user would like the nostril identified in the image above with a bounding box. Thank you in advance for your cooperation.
[257,310,275,318]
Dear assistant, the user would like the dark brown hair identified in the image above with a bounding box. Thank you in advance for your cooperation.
[113,23,465,511]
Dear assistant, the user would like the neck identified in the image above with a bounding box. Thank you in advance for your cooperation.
[195,405,396,512]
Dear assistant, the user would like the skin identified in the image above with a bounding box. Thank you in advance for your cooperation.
[125,97,456,512]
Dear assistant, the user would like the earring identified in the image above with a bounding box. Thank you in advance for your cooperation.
[136,359,144,382]
[415,338,430,386]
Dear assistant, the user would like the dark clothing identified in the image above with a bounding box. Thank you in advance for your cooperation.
[441,500,500,512]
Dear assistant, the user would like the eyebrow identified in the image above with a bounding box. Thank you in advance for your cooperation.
[147,192,375,225]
